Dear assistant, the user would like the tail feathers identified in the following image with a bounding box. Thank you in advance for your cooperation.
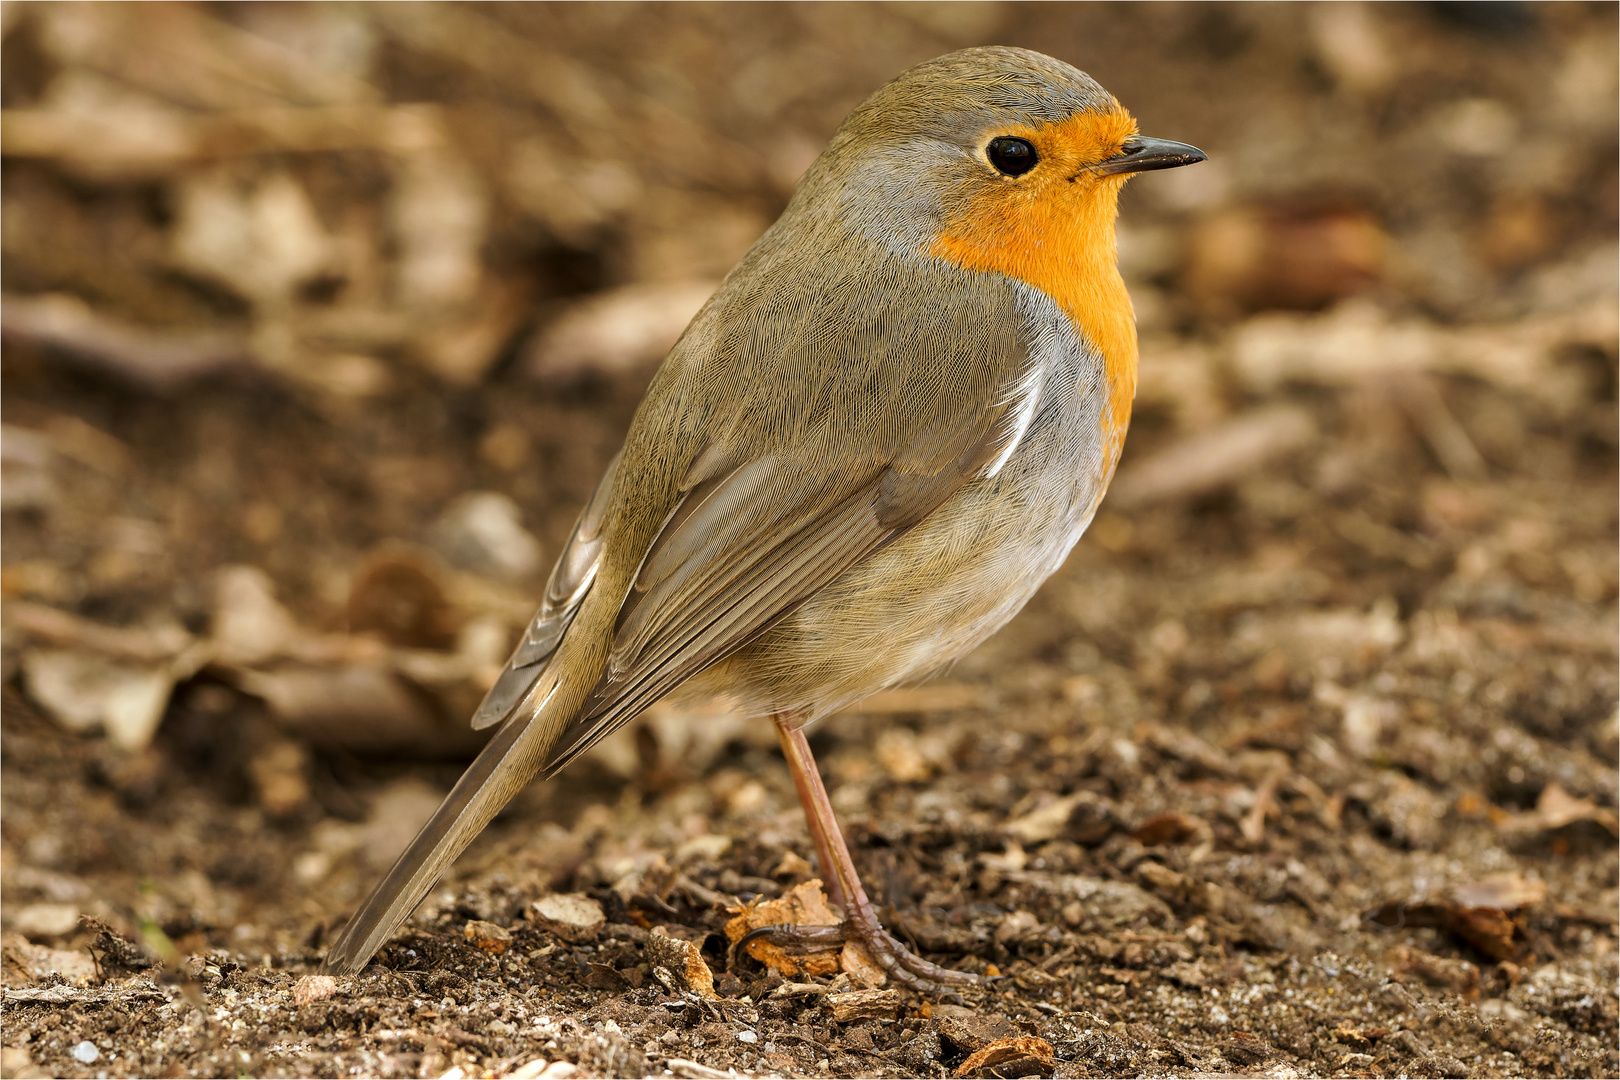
[321,680,560,975]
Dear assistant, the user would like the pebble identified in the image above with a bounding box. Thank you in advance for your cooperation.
[427,492,542,581]
[71,1041,99,1064]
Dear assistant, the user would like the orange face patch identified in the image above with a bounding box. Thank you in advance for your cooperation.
[930,108,1142,443]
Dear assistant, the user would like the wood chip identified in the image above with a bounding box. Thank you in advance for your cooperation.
[1005,790,1118,846]
[645,927,716,998]
[937,1014,1019,1053]
[951,1036,1055,1078]
[1240,761,1289,845]
[0,292,251,387]
[1498,783,1619,836]
[838,938,888,989]
[826,987,901,1022]
[1132,812,1207,847]
[462,920,511,954]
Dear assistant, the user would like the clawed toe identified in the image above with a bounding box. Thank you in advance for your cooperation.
[739,921,848,953]
[738,918,979,995]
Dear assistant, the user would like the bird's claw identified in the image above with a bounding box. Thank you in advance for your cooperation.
[737,920,979,996]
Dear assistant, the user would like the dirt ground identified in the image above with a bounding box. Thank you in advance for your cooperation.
[2,4,1617,1079]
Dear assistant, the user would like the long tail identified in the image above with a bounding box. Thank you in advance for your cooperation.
[320,679,563,975]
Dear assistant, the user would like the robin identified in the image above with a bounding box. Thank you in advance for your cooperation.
[323,45,1204,990]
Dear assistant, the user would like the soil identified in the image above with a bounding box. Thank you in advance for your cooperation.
[2,5,1616,1079]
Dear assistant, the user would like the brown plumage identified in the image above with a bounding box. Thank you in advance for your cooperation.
[322,45,1203,987]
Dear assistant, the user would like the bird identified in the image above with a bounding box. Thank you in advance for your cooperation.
[322,45,1204,990]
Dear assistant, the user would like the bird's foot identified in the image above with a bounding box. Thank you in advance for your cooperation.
[739,920,979,995]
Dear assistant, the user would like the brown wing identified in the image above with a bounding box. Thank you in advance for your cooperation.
[537,397,1024,775]
[469,450,622,731]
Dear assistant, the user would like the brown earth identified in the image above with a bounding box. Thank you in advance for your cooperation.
[2,4,1616,1079]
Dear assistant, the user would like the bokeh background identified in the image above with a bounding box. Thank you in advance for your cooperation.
[2,4,1616,1079]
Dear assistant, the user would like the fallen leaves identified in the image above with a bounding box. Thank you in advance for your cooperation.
[951,1036,1056,1078]
[723,880,842,980]
[1109,405,1318,509]
[9,549,527,760]
[1496,782,1619,837]
[1004,790,1118,846]
[2,932,98,986]
[461,920,511,955]
[1365,872,1549,962]
[721,879,889,985]
[524,280,717,383]
[644,926,716,998]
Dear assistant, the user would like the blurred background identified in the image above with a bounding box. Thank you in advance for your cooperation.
[1,3,1616,1077]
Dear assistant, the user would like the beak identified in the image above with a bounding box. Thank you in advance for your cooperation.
[1098,135,1207,176]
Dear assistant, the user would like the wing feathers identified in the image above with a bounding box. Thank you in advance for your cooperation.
[542,485,891,774]
[470,451,621,731]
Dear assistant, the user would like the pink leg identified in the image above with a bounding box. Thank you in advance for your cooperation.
[753,712,978,992]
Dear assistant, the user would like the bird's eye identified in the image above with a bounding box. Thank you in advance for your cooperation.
[986,137,1038,177]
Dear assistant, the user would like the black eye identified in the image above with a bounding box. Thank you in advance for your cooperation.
[987,137,1038,176]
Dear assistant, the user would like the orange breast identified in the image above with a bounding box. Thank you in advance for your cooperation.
[929,109,1140,451]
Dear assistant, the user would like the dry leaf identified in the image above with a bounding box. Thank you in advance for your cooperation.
[462,920,511,955]
[723,879,841,978]
[1450,873,1547,911]
[952,1036,1055,1078]
[645,927,716,998]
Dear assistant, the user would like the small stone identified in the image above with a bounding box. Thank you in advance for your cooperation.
[13,903,80,938]
[672,833,731,863]
[427,491,543,581]
[771,850,815,879]
[531,893,604,943]
[292,974,337,1006]
[737,1029,758,1044]
[994,910,1040,946]
[71,1041,100,1065]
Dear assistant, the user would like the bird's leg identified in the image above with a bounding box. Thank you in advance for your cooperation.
[743,712,979,992]
[774,713,850,914]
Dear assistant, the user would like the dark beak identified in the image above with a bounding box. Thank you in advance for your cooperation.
[1099,135,1207,176]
